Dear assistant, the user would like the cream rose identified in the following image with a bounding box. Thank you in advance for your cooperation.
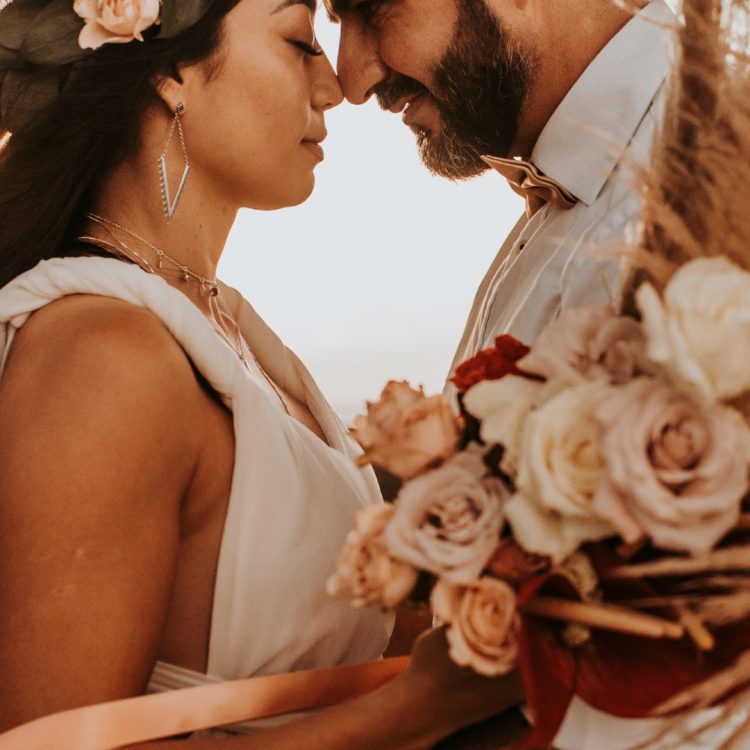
[431,577,520,676]
[593,377,750,555]
[351,381,461,480]
[637,257,750,401]
[520,306,649,386]
[463,375,546,477]
[504,383,615,562]
[327,504,418,609]
[74,0,161,50]
[383,447,507,582]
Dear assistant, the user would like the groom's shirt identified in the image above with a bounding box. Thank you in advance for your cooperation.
[448,0,675,380]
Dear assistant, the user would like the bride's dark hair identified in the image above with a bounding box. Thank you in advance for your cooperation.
[0,0,241,288]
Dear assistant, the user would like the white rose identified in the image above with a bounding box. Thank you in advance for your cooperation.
[637,256,750,401]
[505,383,615,562]
[463,375,546,477]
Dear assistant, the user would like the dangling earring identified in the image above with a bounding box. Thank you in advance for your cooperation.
[158,102,190,222]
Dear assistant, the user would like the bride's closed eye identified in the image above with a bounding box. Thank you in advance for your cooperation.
[291,39,324,56]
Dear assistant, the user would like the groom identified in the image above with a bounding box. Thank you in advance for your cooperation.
[326,0,675,374]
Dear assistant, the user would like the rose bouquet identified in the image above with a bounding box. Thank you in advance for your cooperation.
[329,0,750,742]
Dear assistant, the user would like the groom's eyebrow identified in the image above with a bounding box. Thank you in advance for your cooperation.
[272,0,317,14]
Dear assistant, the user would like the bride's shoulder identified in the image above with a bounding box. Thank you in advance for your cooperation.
[0,293,206,454]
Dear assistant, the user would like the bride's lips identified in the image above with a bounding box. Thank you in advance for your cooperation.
[302,141,325,160]
[302,131,326,160]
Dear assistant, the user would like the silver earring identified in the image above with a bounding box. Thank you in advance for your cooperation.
[158,102,190,222]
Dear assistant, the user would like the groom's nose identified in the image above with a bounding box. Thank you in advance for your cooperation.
[337,21,389,105]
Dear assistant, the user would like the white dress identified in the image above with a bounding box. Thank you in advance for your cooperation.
[0,256,393,734]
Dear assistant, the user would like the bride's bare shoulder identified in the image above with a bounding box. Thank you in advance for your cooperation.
[0,293,206,468]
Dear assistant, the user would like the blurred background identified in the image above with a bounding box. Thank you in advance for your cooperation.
[218,15,525,423]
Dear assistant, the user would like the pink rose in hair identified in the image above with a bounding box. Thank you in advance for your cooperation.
[351,381,461,480]
[384,446,507,582]
[74,0,161,50]
[431,577,520,676]
[520,306,650,386]
[594,377,750,555]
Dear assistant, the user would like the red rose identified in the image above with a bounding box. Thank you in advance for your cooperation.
[451,335,531,393]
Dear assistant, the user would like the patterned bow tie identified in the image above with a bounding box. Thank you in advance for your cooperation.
[481,155,579,218]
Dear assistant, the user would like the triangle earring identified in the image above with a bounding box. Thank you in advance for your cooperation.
[159,102,190,222]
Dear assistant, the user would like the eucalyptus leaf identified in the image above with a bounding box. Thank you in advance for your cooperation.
[159,0,217,39]
[21,2,89,65]
[0,0,49,50]
[0,67,59,133]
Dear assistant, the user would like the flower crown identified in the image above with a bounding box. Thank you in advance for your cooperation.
[0,0,217,133]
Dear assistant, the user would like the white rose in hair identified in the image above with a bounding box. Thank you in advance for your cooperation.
[74,0,161,50]
[637,256,750,401]
[504,382,614,562]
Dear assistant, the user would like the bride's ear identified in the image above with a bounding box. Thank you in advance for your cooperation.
[153,68,186,113]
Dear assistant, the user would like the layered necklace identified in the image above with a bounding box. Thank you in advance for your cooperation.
[79,213,291,415]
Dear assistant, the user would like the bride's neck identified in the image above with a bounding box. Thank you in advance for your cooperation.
[89,146,237,281]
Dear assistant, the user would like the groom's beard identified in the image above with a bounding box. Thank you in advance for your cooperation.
[375,0,533,180]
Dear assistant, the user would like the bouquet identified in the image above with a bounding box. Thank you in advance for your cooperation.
[329,1,750,745]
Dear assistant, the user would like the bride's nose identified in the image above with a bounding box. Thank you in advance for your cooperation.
[311,54,344,111]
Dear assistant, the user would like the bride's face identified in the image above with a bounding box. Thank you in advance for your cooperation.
[171,0,343,210]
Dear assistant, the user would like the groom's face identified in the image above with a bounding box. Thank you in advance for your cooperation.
[329,0,535,179]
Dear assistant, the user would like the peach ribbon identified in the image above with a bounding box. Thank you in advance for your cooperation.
[482,155,579,218]
[0,657,409,750]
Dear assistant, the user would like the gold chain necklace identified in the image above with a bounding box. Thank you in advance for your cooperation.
[78,214,291,415]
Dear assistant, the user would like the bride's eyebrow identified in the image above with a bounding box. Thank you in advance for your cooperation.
[271,0,317,13]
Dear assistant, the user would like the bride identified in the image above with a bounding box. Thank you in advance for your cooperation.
[0,0,520,746]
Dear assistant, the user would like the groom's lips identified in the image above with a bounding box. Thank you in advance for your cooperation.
[388,92,425,116]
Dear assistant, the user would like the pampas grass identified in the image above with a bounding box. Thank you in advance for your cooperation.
[630,0,750,292]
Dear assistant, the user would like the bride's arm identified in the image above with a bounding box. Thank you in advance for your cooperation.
[0,296,205,729]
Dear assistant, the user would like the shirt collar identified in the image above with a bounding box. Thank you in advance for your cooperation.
[529,0,676,206]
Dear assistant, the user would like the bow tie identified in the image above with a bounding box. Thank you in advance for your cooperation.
[481,155,579,218]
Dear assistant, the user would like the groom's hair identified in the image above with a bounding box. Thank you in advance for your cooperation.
[0,1,242,288]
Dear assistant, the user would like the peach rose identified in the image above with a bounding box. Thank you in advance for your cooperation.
[74,0,161,50]
[327,504,418,609]
[637,257,750,401]
[504,383,615,562]
[431,577,520,676]
[593,377,750,555]
[520,306,649,386]
[351,381,461,480]
[383,447,508,582]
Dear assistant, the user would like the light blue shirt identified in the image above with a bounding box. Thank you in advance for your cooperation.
[448,0,675,381]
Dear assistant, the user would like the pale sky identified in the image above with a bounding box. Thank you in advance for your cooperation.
[218,16,525,422]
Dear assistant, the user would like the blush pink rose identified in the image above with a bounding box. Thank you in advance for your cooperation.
[351,381,462,480]
[431,577,520,676]
[327,504,418,609]
[383,446,508,582]
[74,0,161,50]
[520,306,650,386]
[593,377,750,555]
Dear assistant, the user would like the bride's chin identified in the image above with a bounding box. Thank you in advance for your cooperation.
[244,174,316,211]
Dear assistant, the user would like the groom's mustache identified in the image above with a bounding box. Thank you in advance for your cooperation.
[374,74,430,112]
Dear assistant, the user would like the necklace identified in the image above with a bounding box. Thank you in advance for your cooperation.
[87,213,221,296]
[78,214,291,416]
